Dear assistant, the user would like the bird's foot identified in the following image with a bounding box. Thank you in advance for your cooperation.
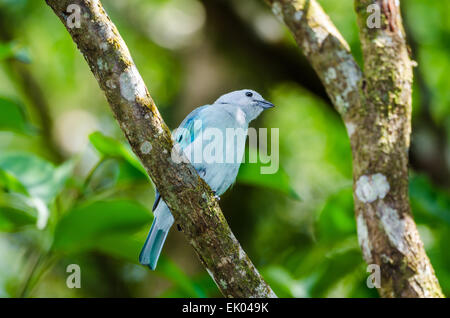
[213,191,220,201]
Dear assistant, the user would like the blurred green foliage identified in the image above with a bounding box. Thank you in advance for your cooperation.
[0,0,448,298]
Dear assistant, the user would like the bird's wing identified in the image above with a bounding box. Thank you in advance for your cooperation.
[173,105,210,150]
[152,105,210,212]
[152,189,161,212]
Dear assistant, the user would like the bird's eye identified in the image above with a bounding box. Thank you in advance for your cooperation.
[245,91,253,97]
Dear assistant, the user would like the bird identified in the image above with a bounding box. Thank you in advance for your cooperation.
[139,89,275,270]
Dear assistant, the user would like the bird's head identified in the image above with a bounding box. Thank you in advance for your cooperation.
[214,89,274,122]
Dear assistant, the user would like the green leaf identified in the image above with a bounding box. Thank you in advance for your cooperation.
[262,266,298,298]
[89,132,147,177]
[0,192,37,231]
[0,169,28,195]
[92,233,144,264]
[0,97,33,134]
[410,174,450,225]
[237,148,301,200]
[317,187,355,241]
[0,42,30,63]
[0,42,18,61]
[92,231,205,297]
[53,200,152,252]
[0,152,73,203]
[0,42,15,60]
[157,257,206,298]
[309,248,363,297]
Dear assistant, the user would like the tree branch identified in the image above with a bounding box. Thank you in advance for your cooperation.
[265,0,363,119]
[264,0,443,297]
[45,0,275,298]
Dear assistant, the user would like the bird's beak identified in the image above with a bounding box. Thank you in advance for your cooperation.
[256,100,275,109]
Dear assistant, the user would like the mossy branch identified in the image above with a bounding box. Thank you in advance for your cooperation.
[265,0,443,297]
[265,0,362,120]
[353,0,443,298]
[45,0,275,298]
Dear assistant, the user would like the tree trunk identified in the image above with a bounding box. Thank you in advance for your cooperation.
[352,0,443,298]
[265,0,443,297]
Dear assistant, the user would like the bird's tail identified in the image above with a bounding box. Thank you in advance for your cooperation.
[139,217,171,270]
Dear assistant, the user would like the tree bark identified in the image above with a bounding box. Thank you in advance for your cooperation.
[353,0,443,298]
[45,0,276,298]
[265,0,443,297]
[267,0,362,120]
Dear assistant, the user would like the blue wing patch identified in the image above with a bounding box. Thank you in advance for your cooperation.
[153,105,210,212]
[173,105,209,150]
[152,190,161,212]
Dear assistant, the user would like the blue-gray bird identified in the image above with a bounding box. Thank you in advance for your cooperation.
[139,89,274,270]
